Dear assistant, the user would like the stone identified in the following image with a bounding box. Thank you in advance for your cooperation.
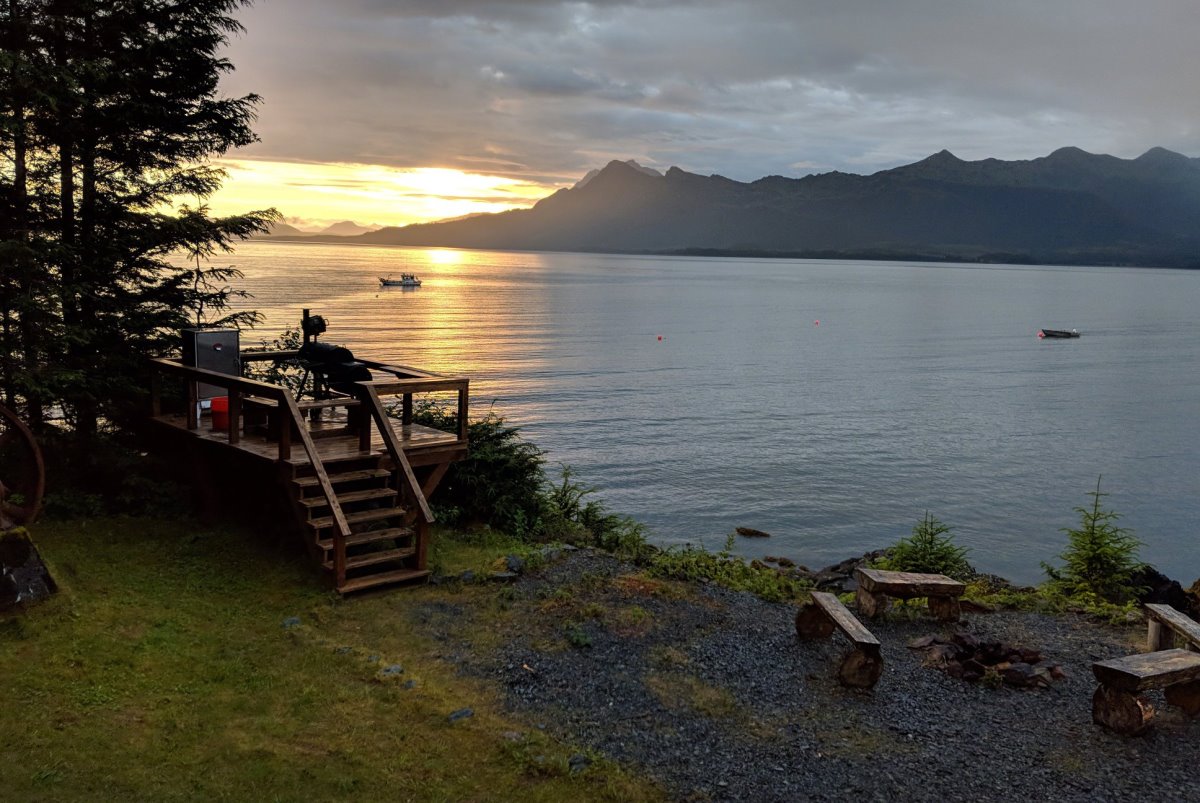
[505,554,525,573]
[568,754,592,774]
[282,616,301,629]
[448,707,474,722]
[380,664,404,677]
[489,571,519,583]
[777,557,796,568]
[459,570,476,583]
[735,527,771,538]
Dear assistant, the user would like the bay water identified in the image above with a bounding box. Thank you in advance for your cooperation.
[221,240,1200,584]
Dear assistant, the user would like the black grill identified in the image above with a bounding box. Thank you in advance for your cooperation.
[298,341,372,395]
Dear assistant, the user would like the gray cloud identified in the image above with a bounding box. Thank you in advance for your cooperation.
[221,0,1200,185]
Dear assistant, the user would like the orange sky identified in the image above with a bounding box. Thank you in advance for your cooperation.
[207,158,557,230]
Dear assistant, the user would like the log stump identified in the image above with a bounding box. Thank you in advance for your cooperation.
[855,585,889,619]
[1092,685,1155,736]
[839,647,884,689]
[795,604,836,639]
[927,596,962,622]
[1164,680,1200,717]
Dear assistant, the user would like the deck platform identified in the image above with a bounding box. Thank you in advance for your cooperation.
[147,353,469,593]
[150,411,466,468]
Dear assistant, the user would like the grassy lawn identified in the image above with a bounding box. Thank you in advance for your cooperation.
[0,517,660,802]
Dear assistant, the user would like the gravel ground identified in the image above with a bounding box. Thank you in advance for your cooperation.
[425,550,1200,802]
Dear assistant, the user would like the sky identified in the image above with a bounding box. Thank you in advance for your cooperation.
[210,0,1200,229]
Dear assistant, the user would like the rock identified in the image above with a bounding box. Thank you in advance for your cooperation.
[777,557,796,568]
[448,707,474,722]
[505,555,525,573]
[282,616,301,629]
[736,527,771,538]
[568,753,592,774]
[380,664,404,677]
[907,635,937,649]
[1134,566,1198,618]
[334,646,352,655]
[489,571,519,583]
[367,654,380,663]
[459,570,476,583]
[403,680,416,689]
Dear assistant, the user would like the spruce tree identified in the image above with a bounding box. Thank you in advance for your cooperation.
[0,0,276,434]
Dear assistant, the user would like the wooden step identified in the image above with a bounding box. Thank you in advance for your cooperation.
[299,487,397,509]
[337,568,431,594]
[293,468,391,488]
[308,506,406,530]
[323,546,416,571]
[316,526,415,552]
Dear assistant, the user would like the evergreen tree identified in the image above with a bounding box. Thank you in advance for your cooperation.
[0,0,275,433]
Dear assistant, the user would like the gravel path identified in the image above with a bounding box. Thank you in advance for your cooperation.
[427,550,1200,801]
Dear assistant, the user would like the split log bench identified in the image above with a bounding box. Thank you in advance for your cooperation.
[1145,603,1200,652]
[853,567,966,621]
[1092,649,1200,735]
[795,591,884,689]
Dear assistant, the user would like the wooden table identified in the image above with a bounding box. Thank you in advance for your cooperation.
[853,567,966,621]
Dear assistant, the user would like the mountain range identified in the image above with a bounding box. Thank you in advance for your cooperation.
[267,148,1200,267]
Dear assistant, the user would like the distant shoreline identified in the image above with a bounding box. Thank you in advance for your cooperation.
[249,235,1200,270]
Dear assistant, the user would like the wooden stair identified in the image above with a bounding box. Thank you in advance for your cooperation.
[289,457,430,593]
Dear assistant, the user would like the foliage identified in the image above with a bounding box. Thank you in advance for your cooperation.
[243,326,306,395]
[1042,477,1145,604]
[877,512,973,580]
[0,0,276,436]
[645,534,811,603]
[410,402,648,555]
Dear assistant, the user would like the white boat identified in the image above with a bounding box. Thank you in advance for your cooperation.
[379,273,422,287]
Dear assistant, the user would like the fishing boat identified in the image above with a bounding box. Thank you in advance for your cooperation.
[379,273,421,287]
[1038,328,1080,339]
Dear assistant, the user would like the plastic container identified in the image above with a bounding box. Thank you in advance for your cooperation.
[210,396,230,431]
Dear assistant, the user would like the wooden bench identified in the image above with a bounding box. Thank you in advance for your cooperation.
[853,567,966,621]
[1092,649,1200,735]
[1145,603,1200,652]
[795,591,883,689]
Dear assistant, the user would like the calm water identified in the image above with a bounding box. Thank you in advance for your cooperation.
[219,241,1200,584]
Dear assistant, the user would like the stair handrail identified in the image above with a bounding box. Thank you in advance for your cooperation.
[356,383,436,525]
[148,357,354,586]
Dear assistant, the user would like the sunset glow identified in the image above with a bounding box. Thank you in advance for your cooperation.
[205,158,554,229]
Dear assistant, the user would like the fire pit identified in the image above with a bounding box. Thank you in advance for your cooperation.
[909,631,1066,689]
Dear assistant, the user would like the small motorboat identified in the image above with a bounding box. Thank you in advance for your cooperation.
[379,273,421,287]
[1038,328,1080,339]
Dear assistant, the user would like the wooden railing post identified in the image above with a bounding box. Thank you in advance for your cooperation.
[402,393,413,426]
[228,390,241,445]
[457,381,469,442]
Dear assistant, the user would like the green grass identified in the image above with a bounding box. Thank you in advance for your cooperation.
[0,517,660,802]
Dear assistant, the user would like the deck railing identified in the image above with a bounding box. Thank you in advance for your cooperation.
[149,357,355,582]
[147,356,468,588]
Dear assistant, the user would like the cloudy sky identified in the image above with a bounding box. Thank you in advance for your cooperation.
[211,0,1200,228]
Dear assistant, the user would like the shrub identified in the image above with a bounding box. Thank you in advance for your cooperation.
[646,534,811,602]
[1042,477,1145,604]
[412,403,648,554]
[878,512,973,580]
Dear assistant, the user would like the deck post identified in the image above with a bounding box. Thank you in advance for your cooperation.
[150,372,162,417]
[228,391,241,445]
[186,380,198,430]
[457,381,469,442]
[277,407,291,461]
[402,393,413,426]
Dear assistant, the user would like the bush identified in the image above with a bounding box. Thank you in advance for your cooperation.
[1042,477,1145,604]
[412,404,647,554]
[646,534,811,602]
[878,512,973,580]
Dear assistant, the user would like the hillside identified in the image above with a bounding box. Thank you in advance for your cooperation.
[340,148,1200,266]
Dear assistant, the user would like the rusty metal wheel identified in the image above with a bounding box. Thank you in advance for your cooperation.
[0,403,45,530]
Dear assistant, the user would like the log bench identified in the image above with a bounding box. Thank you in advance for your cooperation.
[1145,603,1200,652]
[795,591,884,689]
[1092,649,1200,735]
[853,567,966,621]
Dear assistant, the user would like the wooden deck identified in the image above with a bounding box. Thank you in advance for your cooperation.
[146,354,469,593]
[150,411,465,467]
